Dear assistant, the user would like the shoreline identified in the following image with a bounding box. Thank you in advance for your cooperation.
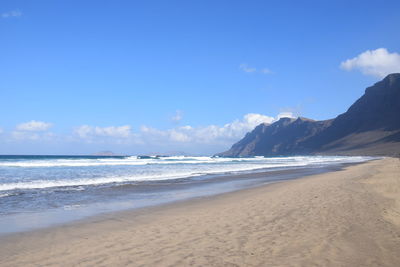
[1,158,399,266]
[0,161,357,235]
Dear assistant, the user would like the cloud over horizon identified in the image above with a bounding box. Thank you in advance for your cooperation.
[340,48,400,78]
[72,112,295,148]
[74,125,132,139]
[140,113,277,145]
[3,112,296,154]
[16,120,52,132]
[7,121,54,142]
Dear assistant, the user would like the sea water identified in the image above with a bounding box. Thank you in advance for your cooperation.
[0,155,375,234]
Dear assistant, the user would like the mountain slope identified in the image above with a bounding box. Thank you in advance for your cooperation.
[218,73,400,157]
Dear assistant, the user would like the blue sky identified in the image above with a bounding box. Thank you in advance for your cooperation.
[1,0,400,155]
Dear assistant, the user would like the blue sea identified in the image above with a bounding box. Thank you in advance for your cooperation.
[0,155,375,234]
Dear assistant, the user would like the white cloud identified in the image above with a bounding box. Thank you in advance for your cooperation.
[239,63,257,73]
[2,10,22,19]
[239,64,273,75]
[74,125,132,139]
[240,113,275,127]
[2,112,300,154]
[140,113,278,145]
[73,112,295,147]
[11,131,40,141]
[340,48,400,78]
[169,129,190,142]
[10,131,56,141]
[276,111,295,120]
[171,110,183,122]
[16,120,52,132]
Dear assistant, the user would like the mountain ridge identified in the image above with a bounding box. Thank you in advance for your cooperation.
[217,73,400,157]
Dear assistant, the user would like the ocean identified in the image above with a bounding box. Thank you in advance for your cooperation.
[0,155,375,234]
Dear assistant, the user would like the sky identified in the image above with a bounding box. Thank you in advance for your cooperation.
[1,0,400,155]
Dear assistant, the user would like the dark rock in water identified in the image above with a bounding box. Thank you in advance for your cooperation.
[217,73,400,157]
[137,155,155,159]
[137,155,164,159]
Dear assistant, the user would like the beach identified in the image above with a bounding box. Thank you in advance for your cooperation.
[0,157,399,266]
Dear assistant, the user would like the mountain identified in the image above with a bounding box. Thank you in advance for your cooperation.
[91,151,122,156]
[218,73,400,157]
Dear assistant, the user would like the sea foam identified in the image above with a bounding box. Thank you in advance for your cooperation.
[0,156,375,191]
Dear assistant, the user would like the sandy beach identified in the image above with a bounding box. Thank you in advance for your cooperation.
[0,158,399,266]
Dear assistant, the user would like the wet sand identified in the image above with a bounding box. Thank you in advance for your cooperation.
[0,158,399,266]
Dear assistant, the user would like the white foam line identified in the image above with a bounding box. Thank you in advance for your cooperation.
[0,155,374,168]
[0,156,375,191]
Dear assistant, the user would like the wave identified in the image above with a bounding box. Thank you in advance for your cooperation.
[0,192,21,198]
[0,155,374,168]
[0,156,376,191]
[0,156,247,167]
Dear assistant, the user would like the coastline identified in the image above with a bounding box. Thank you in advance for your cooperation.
[0,161,357,235]
[1,158,399,266]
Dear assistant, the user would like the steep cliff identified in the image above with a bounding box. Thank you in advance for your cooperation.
[218,73,400,157]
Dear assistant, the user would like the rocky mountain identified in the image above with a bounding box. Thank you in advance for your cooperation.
[218,73,400,157]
